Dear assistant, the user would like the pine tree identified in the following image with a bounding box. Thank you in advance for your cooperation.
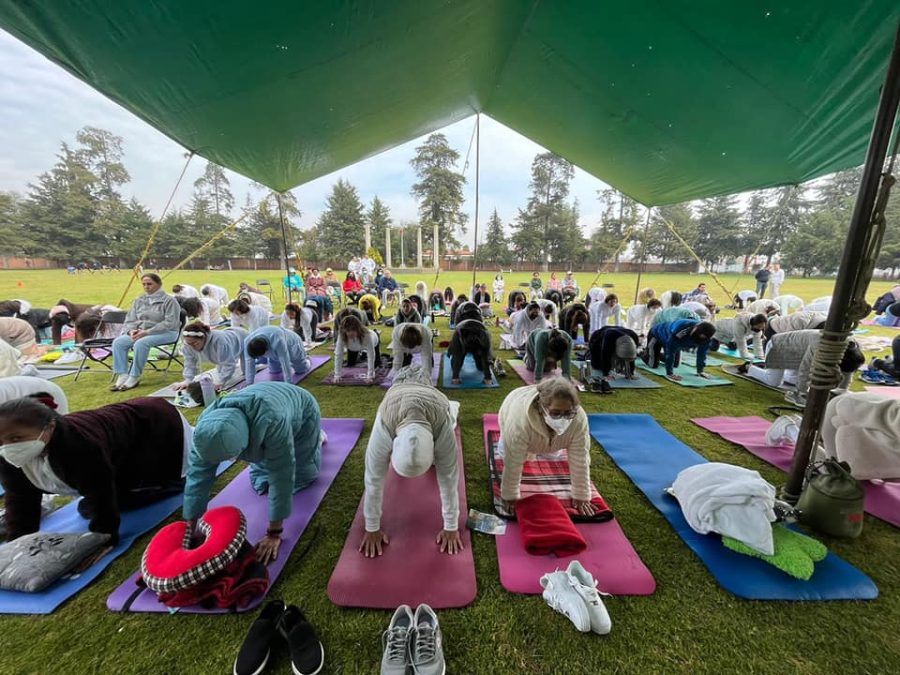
[693,195,743,270]
[193,162,234,219]
[410,133,468,249]
[479,209,512,265]
[640,202,697,265]
[590,189,639,266]
[0,191,29,254]
[512,152,575,268]
[317,179,366,260]
[366,196,392,260]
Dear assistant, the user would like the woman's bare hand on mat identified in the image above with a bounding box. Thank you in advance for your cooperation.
[436,530,464,555]
[502,499,517,514]
[666,374,683,382]
[73,545,113,574]
[255,535,282,565]
[574,500,598,516]
[359,530,389,557]
[172,381,189,391]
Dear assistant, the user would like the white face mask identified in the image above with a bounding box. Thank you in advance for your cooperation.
[542,410,574,436]
[0,427,49,468]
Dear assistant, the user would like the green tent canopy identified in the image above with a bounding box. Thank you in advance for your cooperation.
[1,1,897,205]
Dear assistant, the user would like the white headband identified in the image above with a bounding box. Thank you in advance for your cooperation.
[182,330,206,338]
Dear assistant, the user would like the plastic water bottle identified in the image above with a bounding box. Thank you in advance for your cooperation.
[199,375,216,407]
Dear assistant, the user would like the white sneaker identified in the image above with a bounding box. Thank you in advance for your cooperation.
[565,561,612,635]
[539,571,591,633]
[765,415,802,447]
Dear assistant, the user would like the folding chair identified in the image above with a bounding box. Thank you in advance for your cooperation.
[73,310,128,381]
[256,279,274,302]
[327,281,344,306]
[145,314,187,373]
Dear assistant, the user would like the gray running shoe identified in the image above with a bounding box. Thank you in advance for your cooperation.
[381,605,413,675]
[410,604,445,675]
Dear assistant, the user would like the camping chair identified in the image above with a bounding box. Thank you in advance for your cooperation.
[72,310,128,381]
[327,281,344,306]
[256,279,274,302]
[145,313,187,374]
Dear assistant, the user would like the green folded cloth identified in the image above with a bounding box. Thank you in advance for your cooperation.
[722,525,827,580]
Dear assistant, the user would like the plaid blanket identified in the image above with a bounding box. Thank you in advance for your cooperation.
[486,430,612,523]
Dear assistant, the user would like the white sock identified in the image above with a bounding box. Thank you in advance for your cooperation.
[115,374,128,387]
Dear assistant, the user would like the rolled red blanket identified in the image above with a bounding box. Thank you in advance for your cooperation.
[516,494,588,557]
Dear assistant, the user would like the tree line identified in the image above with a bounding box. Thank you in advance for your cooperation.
[1,126,897,276]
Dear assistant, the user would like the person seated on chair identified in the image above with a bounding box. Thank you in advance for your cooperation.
[343,271,365,305]
[626,298,662,337]
[589,293,622,333]
[529,271,543,299]
[452,299,483,326]
[561,272,578,303]
[747,331,863,406]
[228,298,270,332]
[0,396,190,558]
[684,283,709,302]
[511,302,549,350]
[746,298,780,317]
[243,325,311,386]
[334,314,381,384]
[428,291,445,314]
[200,283,230,308]
[525,327,572,382]
[588,325,640,391]
[283,267,304,294]
[0,376,68,413]
[359,370,461,557]
[280,302,319,345]
[0,317,43,356]
[547,272,562,293]
[174,322,247,393]
[765,310,827,340]
[391,323,433,374]
[0,300,51,342]
[110,274,182,392]
[358,292,382,324]
[171,283,199,299]
[492,274,505,303]
[643,318,716,382]
[394,298,422,326]
[304,268,333,320]
[650,303,700,328]
[448,319,494,385]
[538,296,560,326]
[323,267,340,299]
[506,290,527,317]
[378,269,401,306]
[497,378,594,516]
[185,382,322,565]
[559,302,591,343]
[710,313,767,361]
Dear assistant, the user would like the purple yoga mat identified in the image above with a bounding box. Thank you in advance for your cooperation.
[380,352,441,389]
[693,416,900,528]
[237,355,331,388]
[327,429,477,609]
[106,418,364,614]
[483,415,656,595]
[320,365,389,386]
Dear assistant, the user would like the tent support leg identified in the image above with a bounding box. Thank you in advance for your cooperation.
[277,192,293,306]
[782,20,900,502]
[633,207,652,304]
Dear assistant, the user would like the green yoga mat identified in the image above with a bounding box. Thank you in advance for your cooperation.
[708,346,764,363]
[636,360,733,387]
[680,352,728,367]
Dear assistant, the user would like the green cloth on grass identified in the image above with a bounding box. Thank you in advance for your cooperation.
[723,525,827,581]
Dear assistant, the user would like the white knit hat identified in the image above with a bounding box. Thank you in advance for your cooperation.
[391,423,434,478]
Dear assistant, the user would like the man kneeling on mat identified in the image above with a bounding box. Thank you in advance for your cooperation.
[498,379,595,516]
[643,319,716,382]
[448,318,494,385]
[525,327,572,382]
[360,369,461,557]
[184,382,322,565]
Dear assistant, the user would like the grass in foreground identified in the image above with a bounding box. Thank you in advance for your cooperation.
[0,270,898,674]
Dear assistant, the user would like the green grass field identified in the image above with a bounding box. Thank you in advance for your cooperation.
[0,269,898,675]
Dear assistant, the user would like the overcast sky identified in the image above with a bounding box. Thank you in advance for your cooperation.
[0,29,617,248]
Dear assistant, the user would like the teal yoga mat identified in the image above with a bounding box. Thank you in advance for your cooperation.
[636,361,732,387]
[681,352,728,367]
[441,353,498,389]
[588,414,877,601]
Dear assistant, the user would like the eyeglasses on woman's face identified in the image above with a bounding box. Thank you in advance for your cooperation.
[542,405,578,420]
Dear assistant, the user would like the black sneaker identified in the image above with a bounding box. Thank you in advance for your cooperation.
[588,378,603,393]
[234,599,284,675]
[599,379,613,395]
[278,605,324,675]
[737,362,750,375]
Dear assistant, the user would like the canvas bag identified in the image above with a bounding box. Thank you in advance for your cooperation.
[796,458,864,538]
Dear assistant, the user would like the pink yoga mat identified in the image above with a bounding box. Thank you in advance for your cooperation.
[327,429,477,609]
[106,418,364,613]
[865,386,900,399]
[237,355,330,388]
[693,416,900,528]
[508,360,585,390]
[483,415,656,595]
[380,352,441,389]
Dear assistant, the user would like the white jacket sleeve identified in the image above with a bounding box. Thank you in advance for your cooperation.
[499,428,530,502]
[566,414,592,502]
[183,345,200,382]
[363,416,393,532]
[365,330,377,379]
[333,335,345,379]
[751,330,764,360]
[432,421,460,531]
[736,322,751,360]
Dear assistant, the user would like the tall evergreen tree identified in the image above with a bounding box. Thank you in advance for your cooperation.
[317,179,366,260]
[591,188,639,266]
[693,195,743,270]
[479,209,512,265]
[193,162,234,219]
[641,202,697,265]
[410,133,468,249]
[366,196,392,260]
[512,152,575,267]
[0,191,29,254]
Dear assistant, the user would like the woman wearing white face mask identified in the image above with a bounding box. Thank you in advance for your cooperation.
[0,397,190,549]
[497,378,595,517]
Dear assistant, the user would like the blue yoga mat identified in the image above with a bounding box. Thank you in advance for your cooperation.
[588,414,878,601]
[0,461,231,614]
[441,353,498,388]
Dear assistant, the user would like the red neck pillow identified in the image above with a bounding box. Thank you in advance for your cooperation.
[141,506,246,594]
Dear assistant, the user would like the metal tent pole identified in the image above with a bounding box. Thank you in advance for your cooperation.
[471,114,481,292]
[277,192,293,306]
[633,207,652,303]
[783,20,900,501]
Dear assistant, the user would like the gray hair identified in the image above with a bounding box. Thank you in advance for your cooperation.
[536,378,580,408]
